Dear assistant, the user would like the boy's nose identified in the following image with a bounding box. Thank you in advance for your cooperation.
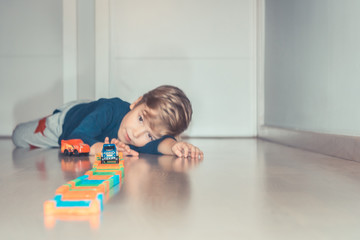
[133,127,146,138]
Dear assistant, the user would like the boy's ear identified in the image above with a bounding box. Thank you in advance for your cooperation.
[130,96,143,110]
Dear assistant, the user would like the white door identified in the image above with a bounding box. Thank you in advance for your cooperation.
[96,0,257,137]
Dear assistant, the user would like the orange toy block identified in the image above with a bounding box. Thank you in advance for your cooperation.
[44,199,101,216]
[58,191,102,200]
[44,213,100,229]
[56,183,107,194]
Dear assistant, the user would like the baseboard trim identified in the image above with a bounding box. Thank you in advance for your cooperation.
[0,136,11,139]
[258,125,360,162]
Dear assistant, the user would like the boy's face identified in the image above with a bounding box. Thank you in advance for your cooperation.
[118,103,163,147]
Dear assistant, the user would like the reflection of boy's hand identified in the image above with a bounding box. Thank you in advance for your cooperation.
[104,137,139,156]
[157,155,202,172]
[171,142,204,159]
[172,156,202,172]
[123,155,140,174]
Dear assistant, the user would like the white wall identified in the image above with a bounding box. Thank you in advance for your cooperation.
[0,0,63,136]
[264,0,360,136]
[0,0,257,137]
[106,0,257,137]
[63,0,96,102]
[77,0,95,100]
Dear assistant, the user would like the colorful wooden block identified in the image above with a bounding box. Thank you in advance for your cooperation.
[44,155,124,216]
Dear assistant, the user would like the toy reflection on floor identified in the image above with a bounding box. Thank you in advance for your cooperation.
[122,154,198,219]
[44,144,124,229]
[60,156,92,180]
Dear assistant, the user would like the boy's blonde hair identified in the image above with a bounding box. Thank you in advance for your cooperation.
[135,85,192,136]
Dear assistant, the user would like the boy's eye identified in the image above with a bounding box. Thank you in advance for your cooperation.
[138,115,143,122]
[148,133,154,141]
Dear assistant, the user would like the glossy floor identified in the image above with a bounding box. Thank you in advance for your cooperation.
[1,138,360,240]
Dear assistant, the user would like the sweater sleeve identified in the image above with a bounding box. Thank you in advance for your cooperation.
[129,135,176,155]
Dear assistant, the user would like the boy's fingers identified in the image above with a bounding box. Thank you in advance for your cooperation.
[196,150,202,159]
[196,148,203,159]
[113,140,127,149]
[174,148,183,158]
[186,145,203,160]
[102,139,138,156]
[122,149,138,156]
[112,141,138,156]
[130,149,139,156]
[183,147,189,158]
[190,146,197,158]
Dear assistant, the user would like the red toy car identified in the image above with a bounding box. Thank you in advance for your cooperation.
[61,139,90,156]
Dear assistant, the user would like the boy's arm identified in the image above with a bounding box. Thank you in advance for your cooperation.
[157,138,177,155]
[158,138,204,159]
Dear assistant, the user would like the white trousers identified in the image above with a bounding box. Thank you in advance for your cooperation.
[12,100,88,148]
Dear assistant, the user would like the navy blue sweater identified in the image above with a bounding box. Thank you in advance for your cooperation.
[58,98,173,155]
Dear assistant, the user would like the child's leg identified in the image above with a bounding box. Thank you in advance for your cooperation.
[12,114,61,148]
[12,100,90,149]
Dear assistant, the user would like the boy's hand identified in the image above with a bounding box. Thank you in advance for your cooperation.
[104,137,139,156]
[171,141,204,159]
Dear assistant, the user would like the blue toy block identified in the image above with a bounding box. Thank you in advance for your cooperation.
[53,194,104,210]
